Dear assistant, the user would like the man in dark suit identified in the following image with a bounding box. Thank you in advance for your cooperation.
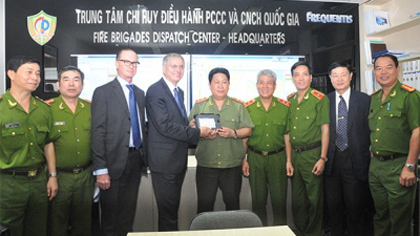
[146,53,212,231]
[91,48,147,236]
[325,61,373,236]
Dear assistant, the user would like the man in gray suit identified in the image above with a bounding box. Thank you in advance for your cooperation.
[91,48,147,236]
[146,53,212,231]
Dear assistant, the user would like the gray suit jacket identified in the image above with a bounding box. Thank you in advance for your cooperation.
[91,78,147,180]
[146,78,200,174]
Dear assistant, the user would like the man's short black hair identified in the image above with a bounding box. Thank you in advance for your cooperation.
[208,67,230,83]
[328,61,353,75]
[373,54,399,68]
[6,56,40,72]
[58,65,85,82]
[291,61,312,76]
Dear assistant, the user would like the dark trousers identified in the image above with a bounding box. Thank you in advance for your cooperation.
[151,170,186,231]
[325,147,374,236]
[99,149,142,236]
[196,165,242,214]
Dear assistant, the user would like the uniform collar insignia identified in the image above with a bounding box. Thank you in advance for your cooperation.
[390,90,396,97]
[304,93,309,100]
[59,102,64,110]
[256,102,261,107]
[80,101,85,108]
[8,99,17,107]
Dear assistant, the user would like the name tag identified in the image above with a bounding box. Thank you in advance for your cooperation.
[5,122,19,128]
[54,121,66,126]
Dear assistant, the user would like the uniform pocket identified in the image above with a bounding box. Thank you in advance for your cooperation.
[1,126,25,150]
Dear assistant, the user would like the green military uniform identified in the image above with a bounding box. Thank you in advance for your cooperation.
[0,90,59,236]
[189,96,254,168]
[189,96,254,213]
[245,96,290,225]
[368,81,419,236]
[48,95,94,236]
[288,88,329,236]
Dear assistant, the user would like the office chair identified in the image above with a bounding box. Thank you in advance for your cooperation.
[189,210,263,230]
[0,223,10,236]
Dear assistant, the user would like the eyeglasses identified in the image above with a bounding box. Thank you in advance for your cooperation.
[119,60,140,67]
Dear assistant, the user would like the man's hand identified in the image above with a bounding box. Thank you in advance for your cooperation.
[399,166,417,187]
[97,174,111,190]
[217,127,234,139]
[242,159,250,177]
[286,162,294,177]
[312,159,325,176]
[189,119,197,128]
[47,176,58,201]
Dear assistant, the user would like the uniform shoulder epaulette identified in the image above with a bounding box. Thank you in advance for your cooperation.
[277,98,290,107]
[371,88,381,96]
[231,97,244,104]
[35,96,50,106]
[44,99,55,104]
[82,99,92,103]
[311,89,324,100]
[244,99,255,107]
[401,84,416,93]
[287,92,295,100]
[195,97,209,104]
[0,96,2,101]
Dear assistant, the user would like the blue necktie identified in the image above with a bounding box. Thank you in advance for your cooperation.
[336,95,348,151]
[173,88,185,118]
[126,85,142,150]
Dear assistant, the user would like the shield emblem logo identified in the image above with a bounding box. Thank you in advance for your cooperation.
[27,10,57,46]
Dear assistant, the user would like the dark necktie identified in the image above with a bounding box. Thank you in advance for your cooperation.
[336,95,348,151]
[173,88,185,118]
[126,84,142,150]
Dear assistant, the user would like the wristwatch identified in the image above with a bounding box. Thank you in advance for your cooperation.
[49,172,58,178]
[233,130,238,139]
[319,156,328,162]
[405,163,415,171]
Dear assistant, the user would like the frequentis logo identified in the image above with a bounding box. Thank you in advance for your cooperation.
[306,12,353,24]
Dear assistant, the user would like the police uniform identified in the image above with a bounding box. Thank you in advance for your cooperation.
[47,95,94,236]
[245,96,290,225]
[0,90,59,236]
[189,96,254,213]
[368,81,420,236]
[288,88,329,236]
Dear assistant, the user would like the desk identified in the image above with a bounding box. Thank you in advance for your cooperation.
[128,226,296,236]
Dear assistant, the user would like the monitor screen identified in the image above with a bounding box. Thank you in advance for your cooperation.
[190,55,304,104]
[71,54,191,108]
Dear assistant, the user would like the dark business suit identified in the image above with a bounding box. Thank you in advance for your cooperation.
[91,78,147,236]
[146,78,200,231]
[325,89,373,236]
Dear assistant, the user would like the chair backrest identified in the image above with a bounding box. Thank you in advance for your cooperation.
[189,210,263,230]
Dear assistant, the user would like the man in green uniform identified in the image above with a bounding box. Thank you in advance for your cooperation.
[0,56,59,236]
[47,66,94,236]
[287,61,330,236]
[189,67,254,214]
[369,54,420,236]
[242,69,292,225]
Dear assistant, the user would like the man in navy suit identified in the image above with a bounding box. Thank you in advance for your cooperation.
[146,53,212,231]
[324,61,373,236]
[91,48,147,236]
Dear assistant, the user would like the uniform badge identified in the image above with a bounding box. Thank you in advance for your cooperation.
[44,99,55,104]
[27,10,57,46]
[311,90,324,100]
[195,97,209,104]
[401,84,416,93]
[5,122,20,128]
[277,98,290,107]
[287,92,295,100]
[244,99,255,107]
[8,99,17,107]
[54,121,65,126]
[231,97,244,104]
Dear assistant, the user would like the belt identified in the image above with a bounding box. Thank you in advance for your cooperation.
[248,146,285,156]
[129,146,143,152]
[57,162,91,174]
[0,166,43,177]
[292,141,322,153]
[374,153,407,161]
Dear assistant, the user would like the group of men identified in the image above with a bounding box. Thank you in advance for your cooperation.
[0,50,418,236]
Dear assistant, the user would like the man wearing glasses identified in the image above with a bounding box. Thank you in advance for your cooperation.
[146,53,212,231]
[91,48,147,236]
